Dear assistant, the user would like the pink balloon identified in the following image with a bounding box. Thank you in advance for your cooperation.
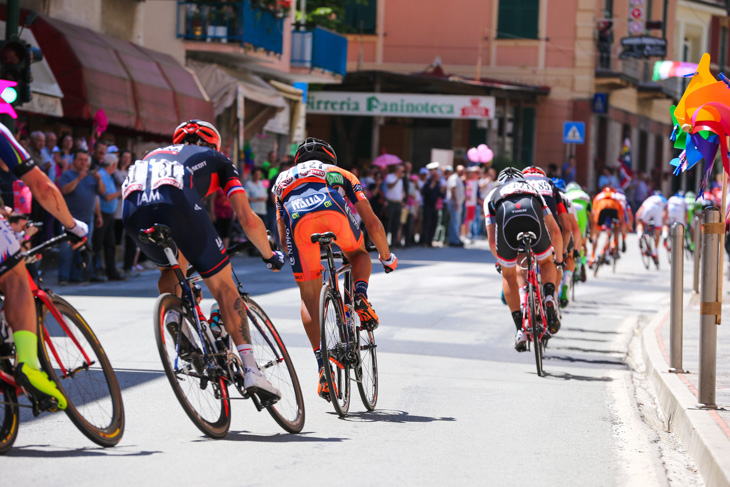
[484,148,494,163]
[477,144,490,163]
[467,147,479,162]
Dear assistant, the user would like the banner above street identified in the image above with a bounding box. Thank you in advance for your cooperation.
[307,92,496,119]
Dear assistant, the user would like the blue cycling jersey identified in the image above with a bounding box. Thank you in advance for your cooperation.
[0,122,34,177]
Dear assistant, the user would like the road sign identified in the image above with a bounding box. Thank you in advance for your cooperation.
[592,93,608,114]
[563,121,585,144]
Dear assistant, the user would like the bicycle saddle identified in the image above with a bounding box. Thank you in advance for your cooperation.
[311,232,337,244]
[517,231,537,246]
[139,224,173,246]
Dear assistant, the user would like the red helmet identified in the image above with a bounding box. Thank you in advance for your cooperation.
[522,166,546,177]
[173,120,221,151]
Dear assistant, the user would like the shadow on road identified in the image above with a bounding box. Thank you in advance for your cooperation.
[341,409,456,424]
[194,432,348,443]
[543,371,614,382]
[6,445,161,458]
[546,354,627,368]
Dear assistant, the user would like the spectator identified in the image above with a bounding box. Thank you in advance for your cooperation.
[90,140,108,170]
[463,166,479,240]
[261,151,279,182]
[114,149,139,276]
[41,131,60,183]
[421,162,443,247]
[632,173,649,210]
[28,131,45,169]
[561,156,576,183]
[598,166,617,189]
[244,166,268,221]
[73,136,88,151]
[93,153,125,281]
[384,164,405,247]
[368,170,386,220]
[445,165,465,247]
[57,133,74,174]
[547,163,559,179]
[57,149,105,284]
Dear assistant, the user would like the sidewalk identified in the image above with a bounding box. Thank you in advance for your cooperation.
[643,282,730,486]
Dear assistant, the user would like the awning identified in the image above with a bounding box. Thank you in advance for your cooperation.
[0,20,63,117]
[189,60,286,136]
[28,14,213,135]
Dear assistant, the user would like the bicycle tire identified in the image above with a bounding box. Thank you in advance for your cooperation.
[0,359,19,455]
[528,281,543,377]
[665,237,672,265]
[612,248,617,273]
[37,294,124,447]
[639,236,651,269]
[319,284,351,417]
[244,297,305,434]
[153,294,230,439]
[593,251,605,278]
[355,319,378,411]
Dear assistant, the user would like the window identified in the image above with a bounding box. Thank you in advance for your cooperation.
[497,0,539,40]
[342,0,377,34]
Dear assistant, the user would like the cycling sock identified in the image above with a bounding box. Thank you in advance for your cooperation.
[561,270,573,287]
[544,283,556,301]
[13,330,39,369]
[354,280,369,298]
[236,344,257,370]
[313,347,323,370]
[512,310,522,330]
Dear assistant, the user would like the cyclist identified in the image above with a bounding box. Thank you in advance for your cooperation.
[665,190,689,248]
[564,181,594,281]
[0,122,89,411]
[122,119,285,403]
[613,187,631,254]
[551,178,582,308]
[522,166,570,330]
[272,137,396,401]
[635,190,667,265]
[685,191,702,251]
[590,186,625,267]
[485,167,564,351]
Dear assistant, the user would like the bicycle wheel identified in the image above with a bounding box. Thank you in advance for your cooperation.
[0,359,19,455]
[527,281,543,377]
[37,294,124,447]
[245,297,305,434]
[612,248,617,273]
[319,284,351,417]
[355,314,378,411]
[153,294,230,439]
[639,236,651,269]
[593,250,606,278]
[665,237,672,264]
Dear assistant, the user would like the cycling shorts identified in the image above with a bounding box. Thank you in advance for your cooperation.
[280,191,363,282]
[0,216,22,278]
[597,209,619,227]
[123,185,229,278]
[640,207,664,227]
[494,196,552,268]
[667,209,685,226]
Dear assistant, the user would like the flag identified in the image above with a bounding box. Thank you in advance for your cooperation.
[652,61,698,82]
[617,137,633,188]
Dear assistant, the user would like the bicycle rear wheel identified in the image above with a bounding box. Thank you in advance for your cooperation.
[528,282,543,377]
[639,236,651,269]
[0,359,19,455]
[319,284,351,417]
[153,294,230,439]
[37,294,124,447]
[593,251,605,278]
[665,237,672,265]
[245,297,305,433]
[355,316,378,411]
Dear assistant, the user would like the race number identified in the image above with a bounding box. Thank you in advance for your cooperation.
[122,159,186,199]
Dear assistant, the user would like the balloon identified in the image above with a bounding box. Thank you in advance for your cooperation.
[484,148,494,163]
[467,147,479,162]
[477,144,491,163]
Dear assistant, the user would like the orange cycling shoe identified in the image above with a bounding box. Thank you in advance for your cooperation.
[318,367,338,401]
[355,294,379,330]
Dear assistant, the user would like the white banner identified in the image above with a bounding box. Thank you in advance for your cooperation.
[307,92,496,119]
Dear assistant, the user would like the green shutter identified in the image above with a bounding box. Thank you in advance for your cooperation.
[498,0,539,40]
[343,0,377,34]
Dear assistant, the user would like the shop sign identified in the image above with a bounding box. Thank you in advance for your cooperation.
[307,92,496,119]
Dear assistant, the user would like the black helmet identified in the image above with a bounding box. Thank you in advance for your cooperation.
[294,137,337,165]
[497,167,525,184]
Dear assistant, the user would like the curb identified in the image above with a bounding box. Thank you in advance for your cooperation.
[641,302,730,487]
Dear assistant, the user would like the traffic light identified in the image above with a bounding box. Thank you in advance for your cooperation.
[0,36,42,107]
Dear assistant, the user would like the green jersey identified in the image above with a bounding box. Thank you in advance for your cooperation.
[566,188,592,236]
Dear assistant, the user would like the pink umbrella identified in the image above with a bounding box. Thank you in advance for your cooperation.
[372,153,402,168]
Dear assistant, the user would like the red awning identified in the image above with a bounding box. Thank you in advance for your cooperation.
[29,14,213,135]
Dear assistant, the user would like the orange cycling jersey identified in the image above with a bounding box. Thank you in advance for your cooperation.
[592,191,625,225]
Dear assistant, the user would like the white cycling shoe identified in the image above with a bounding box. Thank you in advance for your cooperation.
[243,367,281,406]
[514,329,528,352]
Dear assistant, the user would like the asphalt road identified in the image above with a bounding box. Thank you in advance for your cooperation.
[0,236,701,486]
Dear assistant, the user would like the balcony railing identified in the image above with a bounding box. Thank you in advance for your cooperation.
[291,26,348,76]
[176,1,284,55]
[595,44,681,99]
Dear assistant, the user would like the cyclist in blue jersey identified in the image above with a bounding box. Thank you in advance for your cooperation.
[0,123,89,411]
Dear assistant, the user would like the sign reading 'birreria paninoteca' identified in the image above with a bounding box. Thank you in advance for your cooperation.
[307,92,496,119]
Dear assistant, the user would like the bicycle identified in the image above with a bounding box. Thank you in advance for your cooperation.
[516,231,549,377]
[639,223,659,270]
[592,219,620,278]
[142,224,304,438]
[314,232,384,417]
[1,233,125,454]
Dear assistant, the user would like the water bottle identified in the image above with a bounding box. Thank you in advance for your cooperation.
[209,303,227,338]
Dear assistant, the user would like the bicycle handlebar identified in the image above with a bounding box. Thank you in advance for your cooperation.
[24,233,91,269]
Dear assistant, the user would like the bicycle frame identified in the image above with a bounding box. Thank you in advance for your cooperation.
[320,243,356,352]
[520,243,548,343]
